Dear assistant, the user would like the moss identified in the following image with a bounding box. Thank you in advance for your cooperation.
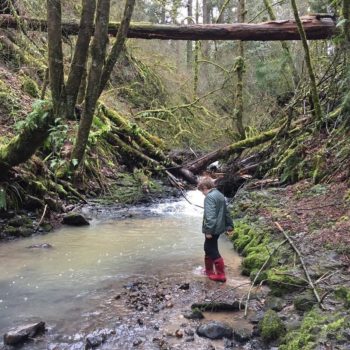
[334,287,350,308]
[267,267,306,296]
[280,310,350,350]
[259,310,286,343]
[0,79,19,115]
[21,76,39,98]
[293,290,317,312]
[242,251,270,273]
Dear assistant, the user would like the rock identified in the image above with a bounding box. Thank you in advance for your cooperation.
[294,291,317,312]
[3,322,46,345]
[264,296,285,312]
[7,216,32,227]
[24,195,44,210]
[185,329,194,336]
[233,327,253,343]
[133,338,142,346]
[183,309,204,320]
[196,321,233,340]
[85,333,106,348]
[175,329,183,338]
[0,211,15,219]
[258,310,286,343]
[62,213,89,226]
[27,243,53,249]
[179,283,190,290]
[185,336,195,342]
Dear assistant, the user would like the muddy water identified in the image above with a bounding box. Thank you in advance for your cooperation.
[0,191,250,348]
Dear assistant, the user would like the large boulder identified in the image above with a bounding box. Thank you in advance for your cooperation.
[3,322,45,346]
[62,213,89,226]
[196,321,233,340]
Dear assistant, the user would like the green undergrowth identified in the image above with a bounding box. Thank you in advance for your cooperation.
[231,218,304,292]
[280,309,350,350]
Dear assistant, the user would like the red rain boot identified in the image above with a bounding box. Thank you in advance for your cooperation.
[209,257,226,282]
[204,255,214,276]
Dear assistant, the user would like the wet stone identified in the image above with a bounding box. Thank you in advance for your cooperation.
[27,243,53,249]
[183,309,204,320]
[3,321,46,346]
[179,283,190,290]
[133,338,142,346]
[197,321,233,340]
[62,213,89,226]
[233,328,253,343]
[264,296,285,312]
[85,330,108,349]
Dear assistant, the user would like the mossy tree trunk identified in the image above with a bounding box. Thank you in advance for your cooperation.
[71,0,111,165]
[233,0,245,139]
[65,0,96,120]
[263,0,299,88]
[290,0,323,121]
[98,0,136,96]
[0,107,54,176]
[46,0,65,118]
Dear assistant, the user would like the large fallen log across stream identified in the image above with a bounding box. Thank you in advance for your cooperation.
[0,15,336,41]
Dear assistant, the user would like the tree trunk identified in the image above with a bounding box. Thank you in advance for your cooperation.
[263,0,299,87]
[234,0,245,139]
[71,0,111,165]
[98,0,135,96]
[290,0,323,121]
[343,0,350,43]
[186,0,193,69]
[186,127,282,174]
[46,0,65,118]
[0,107,54,176]
[0,14,336,41]
[65,0,96,120]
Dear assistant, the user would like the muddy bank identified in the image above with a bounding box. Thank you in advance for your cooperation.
[0,173,181,241]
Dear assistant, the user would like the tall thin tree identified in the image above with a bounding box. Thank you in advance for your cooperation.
[290,0,323,121]
[233,0,245,138]
[65,0,97,119]
[71,0,111,165]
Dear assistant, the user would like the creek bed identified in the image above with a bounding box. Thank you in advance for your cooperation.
[0,191,251,349]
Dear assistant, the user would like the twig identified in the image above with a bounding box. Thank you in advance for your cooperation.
[34,204,48,233]
[244,239,287,317]
[274,222,324,309]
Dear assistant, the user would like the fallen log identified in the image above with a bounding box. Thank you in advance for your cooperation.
[0,14,336,41]
[0,104,54,176]
[186,127,281,174]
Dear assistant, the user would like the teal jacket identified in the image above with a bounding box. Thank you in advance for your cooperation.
[202,188,233,236]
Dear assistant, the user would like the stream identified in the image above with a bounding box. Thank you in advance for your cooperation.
[0,191,253,349]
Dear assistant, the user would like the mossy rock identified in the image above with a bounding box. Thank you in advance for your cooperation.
[242,252,269,273]
[267,268,306,296]
[280,310,350,350]
[249,269,268,283]
[293,291,317,312]
[259,310,286,343]
[234,234,252,253]
[7,216,33,228]
[21,76,39,98]
[334,287,350,308]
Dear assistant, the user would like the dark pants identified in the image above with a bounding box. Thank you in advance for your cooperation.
[204,235,221,261]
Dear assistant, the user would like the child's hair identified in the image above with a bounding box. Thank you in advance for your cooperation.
[197,177,215,191]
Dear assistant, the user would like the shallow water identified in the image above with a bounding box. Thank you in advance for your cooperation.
[0,191,244,341]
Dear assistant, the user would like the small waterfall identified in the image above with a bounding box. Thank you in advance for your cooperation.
[150,190,204,217]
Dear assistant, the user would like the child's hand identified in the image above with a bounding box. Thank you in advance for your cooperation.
[205,234,213,239]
